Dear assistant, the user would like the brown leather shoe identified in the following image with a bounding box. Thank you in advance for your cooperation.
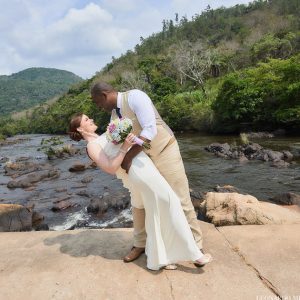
[123,247,145,263]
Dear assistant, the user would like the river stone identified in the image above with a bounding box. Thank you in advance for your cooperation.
[51,200,73,211]
[87,197,109,214]
[204,143,230,154]
[200,192,300,226]
[238,155,248,163]
[87,161,97,169]
[0,157,9,163]
[190,189,205,213]
[51,196,75,211]
[76,190,91,198]
[270,160,289,168]
[7,169,60,189]
[69,162,86,172]
[15,157,31,162]
[4,161,52,177]
[266,150,284,161]
[0,204,32,231]
[214,185,239,193]
[269,192,300,206]
[244,143,262,155]
[282,150,293,161]
[32,211,44,225]
[34,223,49,231]
[81,175,93,184]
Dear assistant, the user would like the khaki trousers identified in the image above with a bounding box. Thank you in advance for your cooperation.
[132,140,203,249]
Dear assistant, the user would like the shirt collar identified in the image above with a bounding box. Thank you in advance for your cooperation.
[117,92,122,109]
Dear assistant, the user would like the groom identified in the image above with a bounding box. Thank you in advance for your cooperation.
[91,81,204,263]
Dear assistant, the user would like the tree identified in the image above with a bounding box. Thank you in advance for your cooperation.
[170,41,216,93]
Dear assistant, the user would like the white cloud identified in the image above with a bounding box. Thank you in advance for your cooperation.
[0,0,253,78]
[0,2,130,77]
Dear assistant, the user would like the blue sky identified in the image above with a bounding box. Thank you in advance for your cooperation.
[0,0,251,78]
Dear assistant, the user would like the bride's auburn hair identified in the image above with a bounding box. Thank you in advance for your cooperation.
[68,113,84,141]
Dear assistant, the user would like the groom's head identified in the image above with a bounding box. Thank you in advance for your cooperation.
[90,81,117,112]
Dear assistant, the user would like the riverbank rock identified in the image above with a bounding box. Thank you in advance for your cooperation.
[7,168,60,189]
[204,141,293,167]
[269,192,300,206]
[200,192,300,226]
[0,204,32,231]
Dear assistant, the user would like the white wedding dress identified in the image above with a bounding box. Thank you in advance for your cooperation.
[89,134,202,270]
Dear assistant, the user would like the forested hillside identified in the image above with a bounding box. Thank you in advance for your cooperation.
[0,68,82,116]
[0,0,299,139]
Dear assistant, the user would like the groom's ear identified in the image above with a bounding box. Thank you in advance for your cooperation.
[101,91,109,99]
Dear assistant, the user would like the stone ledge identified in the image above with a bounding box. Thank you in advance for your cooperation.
[0,222,298,300]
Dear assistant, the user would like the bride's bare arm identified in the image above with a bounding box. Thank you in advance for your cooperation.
[87,133,135,175]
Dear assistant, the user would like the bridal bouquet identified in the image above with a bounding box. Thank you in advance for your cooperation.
[106,117,151,149]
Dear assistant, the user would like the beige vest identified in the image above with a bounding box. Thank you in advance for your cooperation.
[111,91,174,157]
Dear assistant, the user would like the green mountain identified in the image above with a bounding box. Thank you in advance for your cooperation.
[0,0,299,138]
[0,68,82,116]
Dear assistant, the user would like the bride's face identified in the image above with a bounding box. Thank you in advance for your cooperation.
[79,114,98,133]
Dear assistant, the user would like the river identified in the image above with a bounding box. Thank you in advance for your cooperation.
[0,133,299,230]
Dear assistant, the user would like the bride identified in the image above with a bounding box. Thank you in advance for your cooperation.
[68,113,212,271]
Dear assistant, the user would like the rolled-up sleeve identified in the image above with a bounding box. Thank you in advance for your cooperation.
[128,89,157,141]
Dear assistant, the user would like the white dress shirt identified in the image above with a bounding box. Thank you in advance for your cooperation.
[116,89,157,141]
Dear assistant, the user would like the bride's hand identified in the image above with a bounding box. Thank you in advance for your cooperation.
[123,133,136,150]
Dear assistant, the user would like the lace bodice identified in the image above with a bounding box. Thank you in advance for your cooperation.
[88,133,122,159]
[88,133,130,188]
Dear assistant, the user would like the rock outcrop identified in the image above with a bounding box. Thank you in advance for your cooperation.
[204,142,294,167]
[200,192,300,226]
[0,204,33,231]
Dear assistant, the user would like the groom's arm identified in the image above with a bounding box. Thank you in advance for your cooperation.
[121,136,149,173]
[121,90,157,173]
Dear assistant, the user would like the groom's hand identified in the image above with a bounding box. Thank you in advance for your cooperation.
[121,144,143,173]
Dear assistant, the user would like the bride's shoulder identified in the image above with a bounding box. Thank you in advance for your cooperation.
[87,134,106,148]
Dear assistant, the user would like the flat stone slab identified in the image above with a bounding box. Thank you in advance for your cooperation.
[0,221,284,300]
[219,224,300,298]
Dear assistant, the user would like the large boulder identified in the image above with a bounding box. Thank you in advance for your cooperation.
[200,192,300,226]
[0,204,32,231]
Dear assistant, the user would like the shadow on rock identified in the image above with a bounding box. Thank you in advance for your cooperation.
[43,229,203,274]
